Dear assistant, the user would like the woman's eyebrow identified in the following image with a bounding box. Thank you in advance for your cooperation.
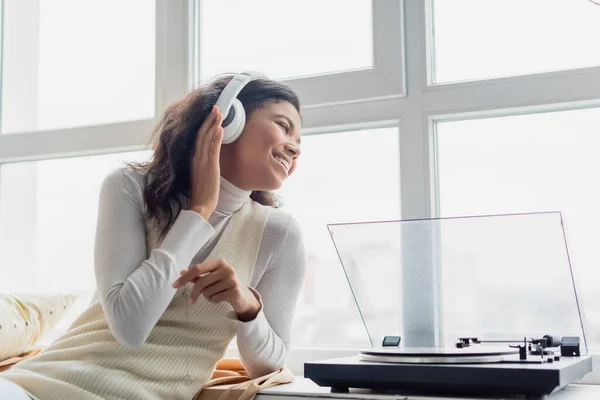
[274,113,301,145]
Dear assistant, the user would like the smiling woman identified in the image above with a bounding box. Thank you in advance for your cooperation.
[220,102,302,192]
[0,73,306,400]
[133,74,302,238]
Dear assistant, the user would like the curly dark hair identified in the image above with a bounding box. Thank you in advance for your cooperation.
[129,74,301,239]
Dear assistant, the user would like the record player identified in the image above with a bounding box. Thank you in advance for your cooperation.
[304,212,593,397]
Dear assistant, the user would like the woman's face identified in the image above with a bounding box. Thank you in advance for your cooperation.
[220,100,302,191]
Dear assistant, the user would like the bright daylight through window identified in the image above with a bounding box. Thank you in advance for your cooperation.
[1,0,155,134]
[436,108,600,350]
[198,0,373,81]
[432,0,600,83]
[0,1,599,377]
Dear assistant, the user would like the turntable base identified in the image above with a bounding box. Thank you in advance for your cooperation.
[304,354,593,397]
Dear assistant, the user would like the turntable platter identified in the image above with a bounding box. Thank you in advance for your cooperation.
[359,346,519,364]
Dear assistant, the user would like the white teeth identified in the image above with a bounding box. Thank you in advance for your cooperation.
[274,155,290,171]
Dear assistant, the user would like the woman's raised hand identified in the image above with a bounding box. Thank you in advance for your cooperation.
[172,259,262,321]
[187,105,224,220]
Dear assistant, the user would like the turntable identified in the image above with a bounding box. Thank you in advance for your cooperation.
[304,212,593,397]
[305,335,592,396]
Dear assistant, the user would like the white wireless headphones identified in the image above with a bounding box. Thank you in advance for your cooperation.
[216,71,268,144]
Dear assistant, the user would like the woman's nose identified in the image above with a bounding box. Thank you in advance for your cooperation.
[285,142,301,158]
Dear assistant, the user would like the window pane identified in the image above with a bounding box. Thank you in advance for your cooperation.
[1,0,155,134]
[432,0,600,83]
[436,108,600,350]
[278,127,400,347]
[197,0,373,82]
[0,150,151,344]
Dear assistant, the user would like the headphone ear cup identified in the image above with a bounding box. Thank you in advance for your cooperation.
[221,99,246,144]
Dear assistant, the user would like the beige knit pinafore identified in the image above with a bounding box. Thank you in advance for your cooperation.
[1,200,269,400]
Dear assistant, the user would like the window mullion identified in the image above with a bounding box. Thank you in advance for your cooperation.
[1,0,40,134]
[371,0,405,94]
[156,0,190,117]
[398,0,443,348]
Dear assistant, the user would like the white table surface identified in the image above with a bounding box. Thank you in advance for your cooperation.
[257,377,600,400]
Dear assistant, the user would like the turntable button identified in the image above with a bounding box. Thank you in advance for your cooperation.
[382,336,401,347]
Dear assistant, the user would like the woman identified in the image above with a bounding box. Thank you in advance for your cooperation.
[0,73,306,400]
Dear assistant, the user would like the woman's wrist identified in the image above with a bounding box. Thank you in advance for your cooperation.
[188,205,211,221]
[235,287,262,322]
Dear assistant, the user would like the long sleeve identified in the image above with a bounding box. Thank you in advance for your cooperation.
[235,215,306,378]
[94,169,215,348]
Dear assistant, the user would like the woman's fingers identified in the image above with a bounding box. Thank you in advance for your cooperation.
[201,111,224,162]
[210,124,224,162]
[172,259,227,288]
[188,269,225,304]
[209,290,233,304]
[194,106,219,157]
[171,258,237,305]
[201,280,234,302]
[173,268,200,288]
[187,105,224,218]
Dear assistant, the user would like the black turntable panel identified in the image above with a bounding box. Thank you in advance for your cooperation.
[304,351,593,397]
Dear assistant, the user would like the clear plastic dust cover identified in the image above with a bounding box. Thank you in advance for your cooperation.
[327,211,587,352]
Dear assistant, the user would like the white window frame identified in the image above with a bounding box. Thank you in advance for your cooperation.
[0,0,189,162]
[1,0,599,384]
[284,0,406,108]
[192,0,406,110]
[280,0,600,383]
[419,0,600,384]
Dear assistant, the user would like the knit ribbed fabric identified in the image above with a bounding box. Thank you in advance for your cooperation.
[0,200,269,400]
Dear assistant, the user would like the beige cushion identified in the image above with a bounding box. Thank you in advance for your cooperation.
[0,293,78,361]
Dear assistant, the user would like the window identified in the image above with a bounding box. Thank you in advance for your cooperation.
[193,0,405,106]
[420,0,600,380]
[278,127,400,347]
[1,0,600,383]
[431,0,600,83]
[198,0,373,82]
[0,150,151,293]
[435,108,600,350]
[0,150,151,344]
[1,0,156,134]
[0,151,151,295]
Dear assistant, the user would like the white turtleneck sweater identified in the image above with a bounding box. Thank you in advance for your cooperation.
[0,168,306,399]
[94,168,306,377]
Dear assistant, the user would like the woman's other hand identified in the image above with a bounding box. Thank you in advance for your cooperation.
[187,105,224,220]
[172,259,261,321]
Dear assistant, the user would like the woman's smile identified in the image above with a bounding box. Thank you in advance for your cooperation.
[272,154,290,176]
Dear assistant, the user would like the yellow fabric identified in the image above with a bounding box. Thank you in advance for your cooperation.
[195,359,293,400]
[0,293,77,361]
[211,359,250,379]
[0,349,42,373]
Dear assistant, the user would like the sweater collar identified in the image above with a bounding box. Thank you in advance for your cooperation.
[215,176,251,215]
